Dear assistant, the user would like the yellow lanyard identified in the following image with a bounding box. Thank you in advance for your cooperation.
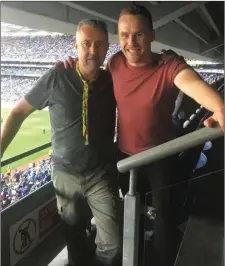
[76,64,89,145]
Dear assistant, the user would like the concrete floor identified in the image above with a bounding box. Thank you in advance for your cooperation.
[48,246,68,266]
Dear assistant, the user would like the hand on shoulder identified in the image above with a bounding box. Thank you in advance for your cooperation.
[161,49,185,63]
[55,56,77,69]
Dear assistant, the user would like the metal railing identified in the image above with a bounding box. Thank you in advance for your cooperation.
[118,125,223,174]
[1,141,52,212]
[1,142,51,167]
[117,125,223,266]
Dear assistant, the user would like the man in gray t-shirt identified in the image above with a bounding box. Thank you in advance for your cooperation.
[24,63,116,176]
[1,20,121,266]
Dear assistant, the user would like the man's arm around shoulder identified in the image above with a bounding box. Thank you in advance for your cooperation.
[1,98,36,157]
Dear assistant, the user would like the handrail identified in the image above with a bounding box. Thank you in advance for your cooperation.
[117,125,223,173]
[217,83,224,93]
[1,142,51,167]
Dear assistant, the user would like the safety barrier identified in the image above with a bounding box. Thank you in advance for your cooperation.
[1,143,64,266]
[117,125,223,266]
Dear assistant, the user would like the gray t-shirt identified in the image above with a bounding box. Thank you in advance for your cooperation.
[25,64,116,175]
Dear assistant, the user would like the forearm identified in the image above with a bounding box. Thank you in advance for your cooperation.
[1,112,25,156]
[175,69,224,113]
[189,79,224,112]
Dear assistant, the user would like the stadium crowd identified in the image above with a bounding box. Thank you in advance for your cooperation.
[1,35,121,63]
[1,66,48,76]
[1,157,52,210]
[1,76,39,105]
[199,72,224,84]
[1,35,76,62]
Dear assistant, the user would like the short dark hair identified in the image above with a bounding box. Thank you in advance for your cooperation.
[77,19,108,37]
[119,4,153,30]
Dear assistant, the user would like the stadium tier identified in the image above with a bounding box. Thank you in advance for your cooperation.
[1,158,52,210]
[1,35,121,63]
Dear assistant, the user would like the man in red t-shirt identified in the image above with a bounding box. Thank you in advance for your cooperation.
[63,5,224,265]
[110,6,223,265]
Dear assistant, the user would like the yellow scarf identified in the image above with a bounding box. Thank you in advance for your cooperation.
[76,64,89,145]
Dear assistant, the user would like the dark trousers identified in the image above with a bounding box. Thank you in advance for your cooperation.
[118,150,180,266]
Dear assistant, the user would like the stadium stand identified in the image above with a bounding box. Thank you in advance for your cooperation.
[1,76,39,104]
[1,66,48,75]
[1,157,52,210]
[1,35,121,62]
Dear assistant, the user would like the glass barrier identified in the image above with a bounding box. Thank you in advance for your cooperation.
[141,168,224,266]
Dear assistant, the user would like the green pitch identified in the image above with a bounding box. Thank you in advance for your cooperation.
[1,108,51,173]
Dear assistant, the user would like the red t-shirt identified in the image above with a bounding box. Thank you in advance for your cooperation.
[108,51,190,155]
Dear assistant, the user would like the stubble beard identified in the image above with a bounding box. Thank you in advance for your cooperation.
[85,59,100,78]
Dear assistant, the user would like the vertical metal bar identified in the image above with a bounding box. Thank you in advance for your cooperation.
[128,169,137,196]
[123,169,140,266]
